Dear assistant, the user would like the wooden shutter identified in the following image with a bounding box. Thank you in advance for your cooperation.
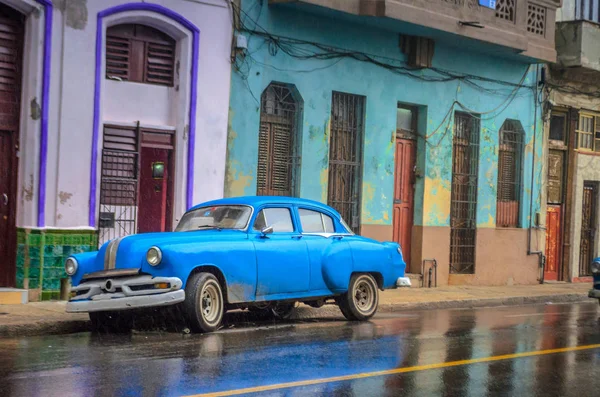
[497,120,522,228]
[106,24,175,87]
[0,9,24,131]
[257,117,293,196]
[145,41,175,86]
[270,121,292,194]
[106,34,130,81]
[101,126,139,206]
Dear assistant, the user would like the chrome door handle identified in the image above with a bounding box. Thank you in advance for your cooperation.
[2,193,7,206]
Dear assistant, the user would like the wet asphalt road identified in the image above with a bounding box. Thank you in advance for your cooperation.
[0,302,599,397]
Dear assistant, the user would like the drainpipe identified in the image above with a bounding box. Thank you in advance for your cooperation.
[528,64,545,283]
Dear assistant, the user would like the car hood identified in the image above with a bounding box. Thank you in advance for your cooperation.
[95,229,247,271]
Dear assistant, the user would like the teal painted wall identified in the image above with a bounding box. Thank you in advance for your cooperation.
[226,2,543,230]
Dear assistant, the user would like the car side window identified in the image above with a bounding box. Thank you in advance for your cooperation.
[299,209,335,233]
[253,208,294,233]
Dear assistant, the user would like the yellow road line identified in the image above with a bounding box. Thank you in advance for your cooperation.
[186,343,600,397]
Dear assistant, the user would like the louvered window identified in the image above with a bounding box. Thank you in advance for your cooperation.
[257,83,301,197]
[106,24,175,87]
[497,120,523,228]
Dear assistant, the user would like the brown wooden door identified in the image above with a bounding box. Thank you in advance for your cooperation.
[0,5,24,287]
[579,183,597,277]
[137,147,173,233]
[545,205,561,281]
[393,138,416,268]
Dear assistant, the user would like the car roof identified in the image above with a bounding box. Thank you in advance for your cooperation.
[189,196,342,219]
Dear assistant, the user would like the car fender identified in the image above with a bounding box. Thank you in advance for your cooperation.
[321,239,354,292]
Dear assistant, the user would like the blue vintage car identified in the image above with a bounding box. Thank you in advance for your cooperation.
[589,257,600,304]
[65,196,410,333]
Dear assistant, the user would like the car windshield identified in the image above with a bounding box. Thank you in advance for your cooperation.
[175,205,252,232]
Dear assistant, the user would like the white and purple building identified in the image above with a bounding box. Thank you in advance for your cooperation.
[0,0,233,301]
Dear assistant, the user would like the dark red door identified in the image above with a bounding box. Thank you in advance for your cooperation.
[137,147,173,233]
[0,5,24,287]
[545,205,561,281]
[393,138,416,269]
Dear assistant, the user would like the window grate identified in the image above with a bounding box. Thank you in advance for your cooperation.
[328,92,365,234]
[497,120,523,228]
[579,182,597,277]
[99,125,140,246]
[527,3,546,36]
[496,0,516,23]
[450,112,480,274]
[256,83,301,197]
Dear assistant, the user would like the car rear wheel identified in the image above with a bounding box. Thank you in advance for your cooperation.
[184,272,224,333]
[89,311,133,333]
[337,274,379,321]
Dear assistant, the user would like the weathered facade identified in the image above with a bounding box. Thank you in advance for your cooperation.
[543,0,600,283]
[226,0,561,286]
[0,0,233,300]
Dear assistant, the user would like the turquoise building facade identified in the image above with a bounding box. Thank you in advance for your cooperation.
[225,1,545,286]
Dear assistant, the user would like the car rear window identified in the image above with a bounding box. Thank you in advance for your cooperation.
[299,209,335,233]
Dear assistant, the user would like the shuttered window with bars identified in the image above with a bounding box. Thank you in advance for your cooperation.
[256,83,301,197]
[106,24,175,87]
[497,120,524,228]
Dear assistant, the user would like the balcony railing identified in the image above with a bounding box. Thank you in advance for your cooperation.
[270,0,561,62]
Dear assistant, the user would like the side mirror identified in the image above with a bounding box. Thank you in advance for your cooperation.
[260,226,274,237]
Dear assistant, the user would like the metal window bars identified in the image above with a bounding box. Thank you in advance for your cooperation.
[450,112,480,274]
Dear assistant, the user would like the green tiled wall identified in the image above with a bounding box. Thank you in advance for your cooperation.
[16,229,98,301]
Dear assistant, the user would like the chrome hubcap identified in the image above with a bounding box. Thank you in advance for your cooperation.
[201,283,220,324]
[353,280,375,313]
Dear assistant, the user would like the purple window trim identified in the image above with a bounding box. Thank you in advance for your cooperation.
[89,3,200,227]
[36,0,53,227]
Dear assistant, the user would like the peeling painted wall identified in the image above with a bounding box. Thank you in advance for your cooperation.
[226,2,543,232]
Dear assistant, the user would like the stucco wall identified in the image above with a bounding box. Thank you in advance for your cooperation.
[40,0,233,229]
[569,153,600,279]
[226,3,543,234]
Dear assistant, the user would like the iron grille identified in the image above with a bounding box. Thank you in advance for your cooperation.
[328,92,365,234]
[497,120,523,228]
[579,182,597,277]
[257,83,300,196]
[450,112,480,274]
[98,125,140,246]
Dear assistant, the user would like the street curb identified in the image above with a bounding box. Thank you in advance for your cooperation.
[0,293,592,338]
[377,293,591,312]
[0,320,90,338]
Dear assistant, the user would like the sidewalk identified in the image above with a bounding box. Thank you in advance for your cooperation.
[0,283,593,338]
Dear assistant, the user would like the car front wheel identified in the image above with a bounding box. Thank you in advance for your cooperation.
[337,273,379,321]
[184,272,225,333]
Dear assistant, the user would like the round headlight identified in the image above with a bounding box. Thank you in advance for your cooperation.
[591,261,600,274]
[65,258,78,276]
[146,246,162,266]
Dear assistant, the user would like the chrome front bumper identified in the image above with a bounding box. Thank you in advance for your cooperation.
[66,275,185,313]
[588,288,600,299]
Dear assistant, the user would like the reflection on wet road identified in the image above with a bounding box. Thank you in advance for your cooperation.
[0,302,599,396]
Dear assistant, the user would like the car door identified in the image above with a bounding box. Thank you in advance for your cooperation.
[298,207,352,292]
[252,206,310,297]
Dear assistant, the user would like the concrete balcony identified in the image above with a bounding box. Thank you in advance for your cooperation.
[556,20,600,73]
[270,0,562,63]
